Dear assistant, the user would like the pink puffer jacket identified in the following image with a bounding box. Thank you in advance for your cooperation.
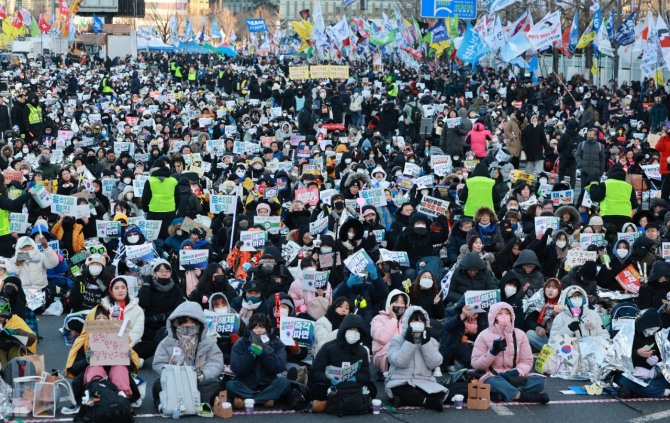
[467,122,493,158]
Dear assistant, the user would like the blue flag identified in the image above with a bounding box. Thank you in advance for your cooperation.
[429,19,449,43]
[212,19,219,36]
[246,19,268,33]
[456,23,489,65]
[500,31,531,63]
[615,12,636,46]
[93,14,103,34]
[185,18,193,40]
[606,9,615,41]
[568,12,579,54]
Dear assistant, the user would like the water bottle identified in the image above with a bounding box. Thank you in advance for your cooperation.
[172,407,180,419]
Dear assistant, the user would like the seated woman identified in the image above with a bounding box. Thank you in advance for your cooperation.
[549,285,609,343]
[207,292,244,364]
[471,302,549,404]
[153,301,225,408]
[288,258,332,320]
[310,314,374,413]
[65,305,140,403]
[313,297,351,357]
[524,279,562,351]
[102,277,145,348]
[371,289,410,373]
[385,306,448,412]
[0,296,37,366]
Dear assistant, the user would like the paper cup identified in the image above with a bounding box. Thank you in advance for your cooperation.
[453,394,464,409]
[372,399,382,414]
[244,399,254,414]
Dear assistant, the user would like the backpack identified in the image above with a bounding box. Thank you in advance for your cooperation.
[286,382,312,411]
[74,379,134,423]
[158,365,201,417]
[325,381,371,416]
[1,356,37,385]
[609,301,639,337]
[411,102,423,123]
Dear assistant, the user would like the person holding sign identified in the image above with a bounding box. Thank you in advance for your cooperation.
[0,172,33,258]
[548,285,609,343]
[471,302,549,404]
[385,306,448,411]
[371,289,410,373]
[288,258,332,320]
[596,239,634,292]
[12,235,59,293]
[102,277,145,348]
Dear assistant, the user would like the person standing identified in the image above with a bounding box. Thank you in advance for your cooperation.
[575,129,605,190]
[521,114,548,175]
[0,96,10,134]
[142,158,179,239]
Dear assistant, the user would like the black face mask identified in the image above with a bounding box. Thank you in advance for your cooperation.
[414,226,428,235]
[213,275,226,287]
[333,201,344,210]
[156,277,172,285]
[3,284,17,300]
[261,264,274,274]
[392,306,405,316]
[239,222,249,230]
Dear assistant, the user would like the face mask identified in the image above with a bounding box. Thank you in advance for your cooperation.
[89,264,103,276]
[556,240,567,249]
[253,164,263,170]
[334,201,344,210]
[156,277,171,285]
[176,229,183,236]
[127,163,135,170]
[409,321,425,333]
[291,172,299,177]
[539,178,547,184]
[643,327,660,337]
[392,306,406,316]
[279,308,289,316]
[414,225,427,235]
[236,170,246,178]
[261,264,274,274]
[22,148,29,154]
[213,275,226,286]
[345,158,352,164]
[345,329,360,344]
[125,193,133,200]
[347,232,355,240]
[176,325,199,336]
[571,296,583,308]
[419,278,433,289]
[127,235,140,244]
[616,248,628,258]
[495,313,511,328]
[320,246,333,254]
[214,306,228,315]
[123,178,131,184]
[504,286,517,297]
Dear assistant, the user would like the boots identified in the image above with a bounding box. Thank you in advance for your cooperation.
[312,400,327,413]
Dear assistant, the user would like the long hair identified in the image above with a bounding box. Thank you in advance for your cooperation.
[410,270,439,299]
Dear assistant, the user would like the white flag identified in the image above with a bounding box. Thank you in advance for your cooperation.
[313,0,325,33]
[230,30,237,42]
[525,10,562,51]
[484,15,506,53]
[332,17,351,42]
[489,0,519,13]
[656,15,670,70]
[641,15,658,78]
[595,18,614,56]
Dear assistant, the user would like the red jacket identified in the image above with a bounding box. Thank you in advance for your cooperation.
[656,134,670,175]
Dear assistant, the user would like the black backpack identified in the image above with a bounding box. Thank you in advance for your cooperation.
[74,379,134,423]
[411,102,423,123]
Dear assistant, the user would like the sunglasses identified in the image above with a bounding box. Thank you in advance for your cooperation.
[0,302,10,312]
[89,246,105,255]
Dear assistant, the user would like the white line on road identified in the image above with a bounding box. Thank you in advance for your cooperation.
[491,405,515,416]
[629,410,670,423]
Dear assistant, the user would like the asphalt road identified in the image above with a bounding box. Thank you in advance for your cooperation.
[19,314,670,423]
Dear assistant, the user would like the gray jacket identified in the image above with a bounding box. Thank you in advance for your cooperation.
[153,301,224,381]
[384,306,447,398]
[440,107,472,156]
[575,138,604,176]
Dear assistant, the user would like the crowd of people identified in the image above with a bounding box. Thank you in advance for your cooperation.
[0,50,669,416]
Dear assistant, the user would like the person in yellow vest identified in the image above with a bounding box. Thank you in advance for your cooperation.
[459,162,500,218]
[24,93,43,141]
[141,158,179,239]
[174,63,183,81]
[100,73,113,96]
[0,173,32,258]
[0,295,37,366]
[589,163,637,236]
[187,66,197,85]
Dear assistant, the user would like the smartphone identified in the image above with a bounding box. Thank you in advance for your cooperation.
[17,252,30,261]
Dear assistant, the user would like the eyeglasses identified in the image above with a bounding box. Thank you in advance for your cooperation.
[89,246,105,255]
[0,302,10,312]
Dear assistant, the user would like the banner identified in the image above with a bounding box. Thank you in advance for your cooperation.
[464,289,500,313]
[279,317,315,347]
[301,270,330,291]
[421,0,477,19]
[179,249,209,270]
[525,10,562,51]
[289,66,310,80]
[246,19,268,32]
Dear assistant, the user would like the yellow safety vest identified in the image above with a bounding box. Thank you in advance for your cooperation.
[175,67,183,78]
[0,208,9,237]
[148,176,178,212]
[188,70,196,81]
[27,104,42,125]
[600,179,633,217]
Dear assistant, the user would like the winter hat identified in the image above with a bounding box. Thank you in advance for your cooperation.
[256,203,271,214]
[579,261,598,281]
[589,215,604,226]
[180,240,196,249]
[86,254,107,267]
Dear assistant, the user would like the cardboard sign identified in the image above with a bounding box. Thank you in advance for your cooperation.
[551,189,574,206]
[564,250,598,270]
[181,217,213,238]
[294,187,320,206]
[96,221,121,238]
[359,188,387,207]
[416,195,449,218]
[9,213,29,234]
[254,216,281,234]
[84,320,130,366]
[534,216,560,236]
[301,270,330,291]
[204,312,240,337]
[343,249,374,277]
[240,230,268,251]
[579,233,607,249]
[464,289,501,313]
[379,248,410,267]
[179,249,209,270]
[279,316,315,347]
[615,264,641,293]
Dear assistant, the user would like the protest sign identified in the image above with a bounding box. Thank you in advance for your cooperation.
[179,249,209,270]
[132,174,148,197]
[440,268,454,298]
[240,230,268,251]
[359,188,387,207]
[125,243,154,261]
[102,178,117,196]
[325,360,362,383]
[463,160,479,171]
[318,252,341,269]
[534,216,560,236]
[288,66,310,80]
[51,194,79,217]
[615,264,641,293]
[136,219,161,241]
[445,118,461,128]
[96,220,121,238]
[85,320,130,366]
[210,195,236,214]
[404,163,421,177]
[181,217,213,238]
[396,175,415,191]
[294,187,320,206]
[512,170,535,184]
[379,248,410,267]
[372,229,385,243]
[343,249,374,276]
[309,215,328,235]
[301,270,330,291]
[319,189,338,205]
[464,289,501,313]
[641,164,661,181]
[416,195,449,218]
[279,317,315,347]
[663,242,670,259]
[204,312,240,338]
[254,216,281,234]
[564,250,598,270]
[9,213,29,234]
[579,233,607,249]
[282,240,302,264]
[297,145,311,159]
[617,232,641,245]
[302,164,321,176]
[415,175,435,189]
[551,189,574,206]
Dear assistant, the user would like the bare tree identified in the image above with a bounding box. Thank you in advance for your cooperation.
[145,3,184,44]
[209,5,242,38]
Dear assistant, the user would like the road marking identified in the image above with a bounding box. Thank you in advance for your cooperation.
[491,405,515,415]
[629,410,670,423]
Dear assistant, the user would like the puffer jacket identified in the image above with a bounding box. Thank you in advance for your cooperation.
[371,289,410,372]
[521,121,546,161]
[548,285,609,343]
[385,306,447,398]
[288,277,332,320]
[12,236,59,290]
[447,252,497,303]
[101,296,145,347]
[471,302,534,382]
[440,107,472,156]
[153,301,224,381]
[502,250,545,297]
[631,309,662,369]
[393,214,449,268]
[504,114,523,157]
[575,138,604,175]
[560,265,598,302]
[467,122,492,158]
[558,120,580,162]
[638,261,670,310]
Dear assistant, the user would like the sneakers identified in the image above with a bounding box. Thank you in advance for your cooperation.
[60,405,80,415]
[424,397,444,412]
[517,392,549,404]
[130,399,143,409]
[118,391,128,398]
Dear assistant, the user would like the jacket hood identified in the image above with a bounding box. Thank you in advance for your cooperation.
[339,218,364,240]
[400,305,429,332]
[474,206,498,224]
[566,119,579,135]
[458,252,486,271]
[555,205,580,223]
[166,301,208,340]
[370,166,387,179]
[409,213,432,226]
[320,234,336,247]
[15,236,37,253]
[621,222,637,233]
[208,292,231,310]
[607,163,627,181]
[458,107,468,118]
[472,161,489,177]
[261,245,284,263]
[558,285,588,313]
[513,250,542,270]
[551,229,569,247]
[635,308,662,335]
[336,314,367,343]
[649,260,670,284]
[473,122,485,132]
[487,302,516,331]
[385,288,410,312]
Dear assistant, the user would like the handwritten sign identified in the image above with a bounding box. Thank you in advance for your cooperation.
[254,216,281,234]
[343,249,374,277]
[615,264,641,293]
[279,316,315,347]
[551,189,574,206]
[301,270,330,291]
[96,220,121,238]
[564,250,598,270]
[85,320,130,366]
[379,248,410,267]
[417,195,449,218]
[179,249,209,270]
[535,216,560,236]
[464,289,501,313]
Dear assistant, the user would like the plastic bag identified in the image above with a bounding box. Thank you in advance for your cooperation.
[42,300,63,316]
[0,378,11,420]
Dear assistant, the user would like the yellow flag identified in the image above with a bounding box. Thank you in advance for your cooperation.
[591,58,599,75]
[576,20,595,49]
[656,70,665,86]
[290,19,313,40]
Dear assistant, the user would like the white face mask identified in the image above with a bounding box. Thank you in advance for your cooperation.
[253,164,263,170]
[419,278,433,289]
[556,240,567,249]
[22,148,29,154]
[89,264,103,276]
[571,296,583,308]
[616,248,628,258]
[236,170,246,177]
[643,327,660,337]
[504,285,517,297]
[409,321,425,333]
[279,308,289,316]
[123,178,132,185]
[214,306,228,315]
[176,229,183,236]
[345,329,360,344]
[345,158,352,164]
[291,172,299,177]
[347,232,355,240]
[127,235,140,244]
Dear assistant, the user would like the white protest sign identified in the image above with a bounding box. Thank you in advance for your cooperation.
[663,242,670,259]
[102,178,117,196]
[179,249,209,270]
[210,195,236,214]
[464,289,501,313]
[579,233,607,249]
[9,213,29,234]
[240,230,268,251]
[416,195,449,218]
[326,360,362,383]
[641,164,661,181]
[319,189,338,205]
[343,249,374,277]
[132,175,148,197]
[254,216,281,234]
[551,189,574,206]
[564,250,598,270]
[617,232,641,245]
[404,162,421,177]
[128,218,162,241]
[310,215,329,235]
[125,243,154,260]
[51,194,79,216]
[96,221,121,238]
[446,117,461,128]
[415,175,434,189]
[379,248,410,267]
[282,240,302,264]
[359,188,387,207]
[301,270,330,291]
[534,216,560,236]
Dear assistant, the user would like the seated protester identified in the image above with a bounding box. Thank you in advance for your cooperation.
[631,236,657,275]
[11,234,59,296]
[177,240,201,295]
[103,277,145,348]
[446,218,474,267]
[597,239,633,292]
[269,294,308,370]
[313,297,351,357]
[549,285,610,343]
[288,258,332,320]
[164,217,188,256]
[439,299,487,370]
[189,263,238,310]
[337,219,367,262]
[65,305,140,402]
[0,276,26,322]
[555,205,581,236]
[393,213,450,268]
[310,314,374,413]
[499,276,525,330]
[226,232,263,281]
[638,261,670,311]
[471,303,550,404]
[408,271,445,320]
[153,301,224,408]
[371,289,410,373]
[68,254,113,313]
[0,296,37,366]
[135,260,185,360]
[247,246,292,298]
[231,281,270,325]
[51,214,85,255]
[492,237,523,279]
[446,252,497,303]
[332,262,389,330]
[314,235,345,289]
[524,279,563,351]
[561,260,599,304]
[466,206,504,255]
[385,306,448,411]
[644,222,662,257]
[226,313,291,409]
[208,293,244,363]
[614,309,670,398]
[503,250,545,298]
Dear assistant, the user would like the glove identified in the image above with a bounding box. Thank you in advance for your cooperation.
[405,326,415,343]
[421,332,431,345]
[490,338,507,356]
[235,241,244,249]
[632,366,656,380]
[647,356,660,366]
[500,370,520,379]
[545,228,554,237]
[364,263,378,280]
[1,328,17,336]
[568,321,581,332]
[85,349,94,363]
[347,274,362,287]
[249,344,264,357]
[197,372,204,382]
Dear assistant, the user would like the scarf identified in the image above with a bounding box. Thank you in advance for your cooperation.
[174,327,199,366]
[326,307,345,330]
[555,245,568,264]
[239,298,262,324]
[112,300,126,321]
[184,270,198,296]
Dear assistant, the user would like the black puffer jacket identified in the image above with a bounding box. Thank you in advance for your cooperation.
[631,309,662,369]
[447,252,496,303]
[393,213,449,268]
[138,276,186,338]
[638,261,670,310]
[557,120,581,162]
[503,250,545,297]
